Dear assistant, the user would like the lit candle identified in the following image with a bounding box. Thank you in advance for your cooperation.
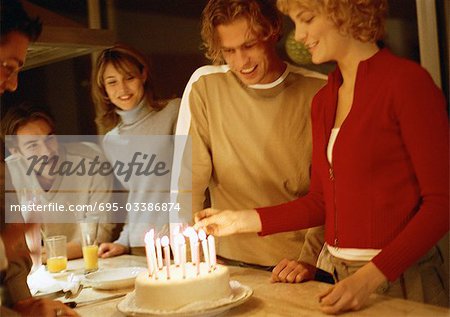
[144,230,155,277]
[208,234,216,269]
[177,234,186,279]
[156,237,163,270]
[183,227,198,263]
[148,230,158,276]
[161,235,171,280]
[171,225,180,266]
[195,241,200,276]
[198,229,210,269]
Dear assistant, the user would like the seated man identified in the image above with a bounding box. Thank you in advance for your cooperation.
[1,103,115,262]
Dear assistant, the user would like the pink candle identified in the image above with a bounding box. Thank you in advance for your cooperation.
[171,225,180,266]
[161,236,171,280]
[208,234,216,269]
[155,237,163,270]
[144,231,155,277]
[198,229,210,269]
[177,234,186,279]
[195,241,200,276]
[149,230,158,275]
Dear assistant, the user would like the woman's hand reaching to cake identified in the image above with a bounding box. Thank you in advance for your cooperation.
[194,208,262,236]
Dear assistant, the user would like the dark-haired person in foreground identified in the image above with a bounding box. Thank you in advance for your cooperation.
[0,0,78,316]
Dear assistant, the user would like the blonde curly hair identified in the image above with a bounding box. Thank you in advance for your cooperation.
[277,0,387,42]
[201,0,283,64]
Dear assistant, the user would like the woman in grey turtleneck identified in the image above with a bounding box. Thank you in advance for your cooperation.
[91,44,180,258]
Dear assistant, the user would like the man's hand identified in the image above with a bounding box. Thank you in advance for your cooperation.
[97,242,129,258]
[271,258,317,283]
[318,262,387,314]
[193,208,262,236]
[14,297,79,317]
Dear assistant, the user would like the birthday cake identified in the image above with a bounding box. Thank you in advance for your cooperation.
[135,262,232,310]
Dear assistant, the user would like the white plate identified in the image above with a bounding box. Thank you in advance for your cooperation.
[117,280,253,317]
[83,267,147,290]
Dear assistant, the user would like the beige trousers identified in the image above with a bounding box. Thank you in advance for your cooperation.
[317,246,449,307]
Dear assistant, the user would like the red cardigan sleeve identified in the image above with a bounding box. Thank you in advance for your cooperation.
[372,64,449,281]
[256,96,326,236]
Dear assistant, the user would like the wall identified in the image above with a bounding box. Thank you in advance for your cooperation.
[4,0,442,135]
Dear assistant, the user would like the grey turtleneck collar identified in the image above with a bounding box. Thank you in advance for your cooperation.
[115,98,152,126]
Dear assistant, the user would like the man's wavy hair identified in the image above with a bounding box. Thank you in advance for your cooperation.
[201,0,283,64]
[277,0,387,42]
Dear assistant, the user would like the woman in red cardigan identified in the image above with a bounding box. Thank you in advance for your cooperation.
[195,0,449,314]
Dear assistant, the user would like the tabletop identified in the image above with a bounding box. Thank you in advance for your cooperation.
[53,255,449,317]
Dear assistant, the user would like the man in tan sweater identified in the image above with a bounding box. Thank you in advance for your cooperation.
[173,0,326,275]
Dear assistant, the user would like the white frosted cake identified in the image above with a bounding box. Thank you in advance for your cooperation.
[135,263,232,310]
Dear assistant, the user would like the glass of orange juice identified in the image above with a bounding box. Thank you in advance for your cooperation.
[80,217,99,273]
[45,235,67,273]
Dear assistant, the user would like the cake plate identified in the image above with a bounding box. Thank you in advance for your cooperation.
[117,280,253,317]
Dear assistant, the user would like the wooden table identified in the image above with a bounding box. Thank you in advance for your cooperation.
[59,255,449,316]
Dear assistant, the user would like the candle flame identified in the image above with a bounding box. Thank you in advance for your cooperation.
[144,229,155,244]
[198,229,206,241]
[183,227,198,241]
[176,233,186,245]
[161,235,170,247]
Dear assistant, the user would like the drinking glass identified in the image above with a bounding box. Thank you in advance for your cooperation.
[80,217,99,273]
[45,235,67,273]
